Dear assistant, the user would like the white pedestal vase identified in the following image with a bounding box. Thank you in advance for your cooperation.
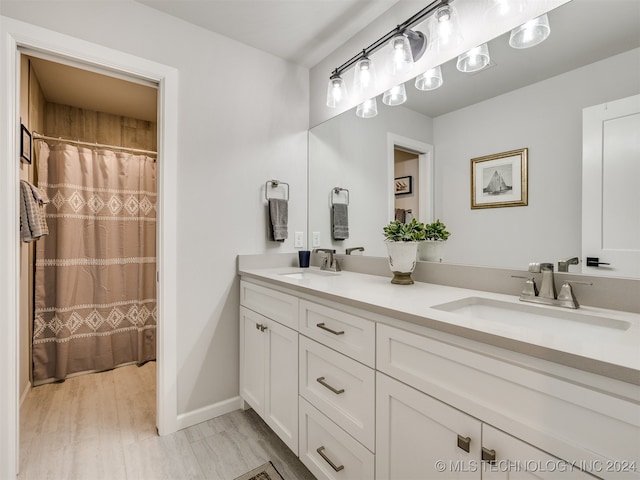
[385,241,419,285]
[418,240,446,262]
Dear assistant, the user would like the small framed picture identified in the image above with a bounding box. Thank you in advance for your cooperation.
[471,148,528,209]
[20,124,32,164]
[394,176,413,195]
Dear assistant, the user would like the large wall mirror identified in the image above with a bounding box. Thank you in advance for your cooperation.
[308,0,640,278]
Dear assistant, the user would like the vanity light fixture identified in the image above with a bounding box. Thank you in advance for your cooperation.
[457,43,491,73]
[326,71,348,108]
[382,84,407,106]
[509,13,551,49]
[415,65,443,91]
[353,53,377,94]
[325,0,448,109]
[356,97,378,118]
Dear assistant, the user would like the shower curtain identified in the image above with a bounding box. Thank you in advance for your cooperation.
[33,142,157,383]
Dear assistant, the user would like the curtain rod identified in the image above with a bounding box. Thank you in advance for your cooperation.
[32,132,157,156]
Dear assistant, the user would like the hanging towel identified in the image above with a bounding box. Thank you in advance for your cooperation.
[395,208,406,223]
[269,198,288,242]
[332,203,349,240]
[19,180,50,242]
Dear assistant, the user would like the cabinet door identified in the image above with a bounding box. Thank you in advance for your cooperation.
[376,372,482,480]
[264,318,299,455]
[240,307,266,417]
[482,425,597,480]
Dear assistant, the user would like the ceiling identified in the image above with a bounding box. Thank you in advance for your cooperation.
[28,57,158,122]
[135,0,400,68]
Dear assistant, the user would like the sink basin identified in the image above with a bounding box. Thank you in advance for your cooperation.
[432,297,631,332]
[279,270,340,280]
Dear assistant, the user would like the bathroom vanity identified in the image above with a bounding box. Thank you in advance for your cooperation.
[238,264,640,480]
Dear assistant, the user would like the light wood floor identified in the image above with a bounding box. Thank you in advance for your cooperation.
[19,363,315,480]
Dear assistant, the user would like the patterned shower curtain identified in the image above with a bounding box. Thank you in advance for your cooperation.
[33,142,157,383]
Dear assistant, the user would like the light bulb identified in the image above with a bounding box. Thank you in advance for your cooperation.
[356,97,378,118]
[457,43,490,73]
[326,73,347,108]
[429,3,463,54]
[415,66,443,91]
[382,84,407,106]
[388,33,413,75]
[509,14,550,49]
[353,56,377,94]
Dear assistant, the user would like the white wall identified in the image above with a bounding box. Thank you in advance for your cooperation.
[309,104,432,256]
[433,48,640,269]
[0,0,309,420]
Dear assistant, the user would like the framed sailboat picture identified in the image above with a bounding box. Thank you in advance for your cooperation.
[471,148,528,209]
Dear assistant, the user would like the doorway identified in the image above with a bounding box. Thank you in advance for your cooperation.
[386,133,434,225]
[1,19,179,478]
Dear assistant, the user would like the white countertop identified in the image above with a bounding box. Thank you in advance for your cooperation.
[239,266,640,385]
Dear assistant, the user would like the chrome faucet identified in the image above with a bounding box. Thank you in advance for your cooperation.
[345,247,364,255]
[558,256,579,272]
[313,248,341,272]
[512,262,591,309]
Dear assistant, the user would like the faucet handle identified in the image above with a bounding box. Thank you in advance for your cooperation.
[511,275,538,297]
[557,281,592,308]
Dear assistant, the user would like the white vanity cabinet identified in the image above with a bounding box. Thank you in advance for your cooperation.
[239,282,299,454]
[238,273,639,480]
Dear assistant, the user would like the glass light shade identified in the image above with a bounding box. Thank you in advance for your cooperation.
[356,97,378,118]
[428,3,463,54]
[353,57,377,94]
[457,43,491,73]
[415,65,443,91]
[326,74,347,108]
[388,33,413,75]
[509,14,550,49]
[382,84,407,106]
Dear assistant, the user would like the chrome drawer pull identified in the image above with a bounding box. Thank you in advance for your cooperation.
[457,435,471,453]
[482,447,496,464]
[316,322,344,335]
[316,446,344,472]
[316,376,345,395]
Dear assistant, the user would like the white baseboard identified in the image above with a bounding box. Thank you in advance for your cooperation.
[175,396,242,431]
[19,381,31,407]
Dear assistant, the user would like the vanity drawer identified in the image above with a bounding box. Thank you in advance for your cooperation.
[299,397,375,480]
[377,323,640,478]
[299,335,375,451]
[299,300,375,367]
[240,280,298,330]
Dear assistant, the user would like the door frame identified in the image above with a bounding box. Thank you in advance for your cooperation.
[0,17,179,478]
[387,132,434,223]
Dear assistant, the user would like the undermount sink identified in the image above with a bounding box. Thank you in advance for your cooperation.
[279,269,340,280]
[432,297,631,332]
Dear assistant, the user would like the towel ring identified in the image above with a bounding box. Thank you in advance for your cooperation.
[331,187,349,206]
[265,179,289,201]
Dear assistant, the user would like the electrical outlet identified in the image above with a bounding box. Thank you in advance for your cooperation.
[312,232,320,247]
[294,231,304,248]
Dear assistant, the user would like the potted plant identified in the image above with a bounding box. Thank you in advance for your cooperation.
[383,219,426,285]
[419,219,451,262]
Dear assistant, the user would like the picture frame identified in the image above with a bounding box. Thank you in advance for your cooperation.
[20,124,32,164]
[394,175,413,196]
[471,148,528,209]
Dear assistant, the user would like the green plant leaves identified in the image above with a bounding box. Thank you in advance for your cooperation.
[383,218,451,241]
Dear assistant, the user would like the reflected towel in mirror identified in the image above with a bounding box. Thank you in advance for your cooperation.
[332,203,349,240]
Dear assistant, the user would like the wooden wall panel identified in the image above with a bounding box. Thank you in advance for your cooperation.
[44,103,157,151]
